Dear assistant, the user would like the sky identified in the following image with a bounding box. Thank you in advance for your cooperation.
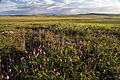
[0,0,120,15]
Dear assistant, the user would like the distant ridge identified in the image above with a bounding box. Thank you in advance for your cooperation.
[78,13,120,16]
[0,13,120,17]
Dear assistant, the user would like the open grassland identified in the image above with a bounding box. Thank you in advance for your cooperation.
[0,16,120,80]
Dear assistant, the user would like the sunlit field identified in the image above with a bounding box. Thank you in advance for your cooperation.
[0,15,120,80]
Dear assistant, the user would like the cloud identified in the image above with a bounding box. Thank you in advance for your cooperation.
[0,0,120,15]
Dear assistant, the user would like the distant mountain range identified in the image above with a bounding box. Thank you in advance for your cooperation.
[78,13,120,16]
[0,13,120,17]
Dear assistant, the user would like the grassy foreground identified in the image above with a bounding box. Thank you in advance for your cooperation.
[0,16,120,80]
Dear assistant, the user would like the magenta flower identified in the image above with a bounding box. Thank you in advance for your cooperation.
[2,75,4,79]
[42,67,44,70]
[40,64,42,68]
[40,49,42,53]
[35,69,37,72]
[9,58,11,62]
[91,60,93,62]
[70,58,72,62]
[85,49,87,52]
[75,51,77,55]
[35,55,37,58]
[12,59,14,62]
[25,51,28,54]
[43,52,46,55]
[85,64,87,69]
[103,70,106,74]
[64,59,66,63]
[56,72,60,76]
[60,59,62,62]
[29,56,31,59]
[19,70,22,73]
[48,43,50,47]
[79,45,82,49]
[6,75,9,80]
[77,56,79,59]
[99,59,102,61]
[61,51,63,54]
[9,69,11,72]
[107,62,110,65]
[39,45,41,48]
[43,58,46,61]
[47,58,49,62]
[116,58,118,61]
[43,45,44,48]
[118,75,120,79]
[37,53,39,56]
[21,57,24,61]
[54,68,56,72]
[2,64,4,68]
[33,51,35,55]
[8,65,10,68]
[81,51,83,54]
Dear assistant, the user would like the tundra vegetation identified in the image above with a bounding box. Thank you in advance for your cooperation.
[0,15,120,80]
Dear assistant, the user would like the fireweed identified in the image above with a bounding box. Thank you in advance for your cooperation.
[1,24,120,80]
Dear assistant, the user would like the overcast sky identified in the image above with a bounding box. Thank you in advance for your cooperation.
[0,0,120,15]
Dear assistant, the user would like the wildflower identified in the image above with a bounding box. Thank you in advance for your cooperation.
[85,64,87,71]
[35,55,37,58]
[64,59,66,63]
[88,61,89,64]
[43,58,46,61]
[61,51,63,54]
[75,51,77,55]
[48,43,50,47]
[9,69,11,72]
[103,70,106,74]
[70,58,72,62]
[91,60,93,62]
[33,51,35,55]
[25,51,28,54]
[107,62,110,65]
[43,45,44,48]
[77,56,79,59]
[47,58,49,62]
[40,49,42,53]
[21,57,24,61]
[8,65,10,68]
[42,67,44,70]
[79,45,82,49]
[85,49,87,52]
[116,58,118,61]
[2,64,4,68]
[2,75,4,79]
[81,51,83,54]
[43,52,46,55]
[12,59,14,62]
[35,69,37,72]
[118,75,120,79]
[58,47,59,50]
[19,70,22,73]
[59,42,61,45]
[54,68,56,72]
[60,59,62,62]
[99,59,102,61]
[39,45,41,48]
[6,75,9,80]
[45,35,48,38]
[40,64,42,68]
[9,58,11,62]
[29,56,31,59]
[56,72,60,76]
